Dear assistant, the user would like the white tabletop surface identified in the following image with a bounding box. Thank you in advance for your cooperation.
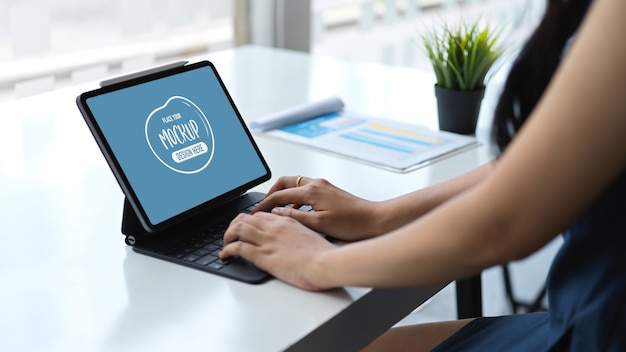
[0,45,493,352]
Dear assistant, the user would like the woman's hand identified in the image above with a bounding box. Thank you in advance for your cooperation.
[253,176,383,241]
[220,211,337,291]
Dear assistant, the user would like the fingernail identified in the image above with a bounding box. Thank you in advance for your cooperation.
[271,207,283,215]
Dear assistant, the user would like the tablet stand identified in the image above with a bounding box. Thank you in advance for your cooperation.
[121,198,145,245]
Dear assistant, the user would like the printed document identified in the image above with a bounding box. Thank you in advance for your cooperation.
[249,97,479,173]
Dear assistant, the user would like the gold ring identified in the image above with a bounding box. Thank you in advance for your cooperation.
[295,176,303,187]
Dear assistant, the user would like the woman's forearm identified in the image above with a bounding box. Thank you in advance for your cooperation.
[371,160,496,235]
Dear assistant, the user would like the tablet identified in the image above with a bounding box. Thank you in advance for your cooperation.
[76,61,271,233]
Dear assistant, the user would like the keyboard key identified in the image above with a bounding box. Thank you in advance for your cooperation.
[215,257,235,266]
[207,262,224,270]
[183,254,200,262]
[196,254,218,266]
[203,243,220,252]
[193,248,211,257]
[204,232,221,240]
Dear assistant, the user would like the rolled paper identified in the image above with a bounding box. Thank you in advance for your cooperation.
[249,96,345,132]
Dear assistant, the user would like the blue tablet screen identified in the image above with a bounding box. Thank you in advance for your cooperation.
[86,65,268,226]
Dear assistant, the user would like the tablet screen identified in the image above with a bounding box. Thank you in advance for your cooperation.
[80,62,269,229]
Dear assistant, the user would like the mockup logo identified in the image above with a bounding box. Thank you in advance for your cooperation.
[145,96,214,174]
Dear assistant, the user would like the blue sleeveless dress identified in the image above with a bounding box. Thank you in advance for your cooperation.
[433,169,626,351]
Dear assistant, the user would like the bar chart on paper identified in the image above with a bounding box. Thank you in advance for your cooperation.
[267,111,478,172]
[338,121,446,155]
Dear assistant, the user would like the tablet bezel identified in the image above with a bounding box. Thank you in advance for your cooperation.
[76,60,271,233]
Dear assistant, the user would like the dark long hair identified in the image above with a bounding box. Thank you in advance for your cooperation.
[492,0,592,153]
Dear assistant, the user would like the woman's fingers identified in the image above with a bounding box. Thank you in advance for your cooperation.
[223,211,290,246]
[222,213,265,245]
[219,239,257,262]
[266,175,307,195]
[254,186,311,213]
[270,206,316,226]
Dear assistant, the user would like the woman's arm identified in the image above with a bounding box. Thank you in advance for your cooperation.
[374,161,495,235]
[253,161,495,240]
[312,0,626,289]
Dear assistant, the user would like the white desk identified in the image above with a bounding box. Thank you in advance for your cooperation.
[0,45,493,351]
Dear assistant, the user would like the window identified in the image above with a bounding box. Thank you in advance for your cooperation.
[0,0,234,100]
[312,0,545,68]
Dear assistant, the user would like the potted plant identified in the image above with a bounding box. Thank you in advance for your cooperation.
[422,19,504,134]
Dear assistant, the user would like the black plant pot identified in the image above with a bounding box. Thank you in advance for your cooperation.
[435,85,485,135]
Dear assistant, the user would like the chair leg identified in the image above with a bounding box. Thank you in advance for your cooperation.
[501,263,547,314]
[501,263,519,313]
[527,285,547,313]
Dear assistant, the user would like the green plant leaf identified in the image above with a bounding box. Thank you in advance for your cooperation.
[421,17,504,91]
